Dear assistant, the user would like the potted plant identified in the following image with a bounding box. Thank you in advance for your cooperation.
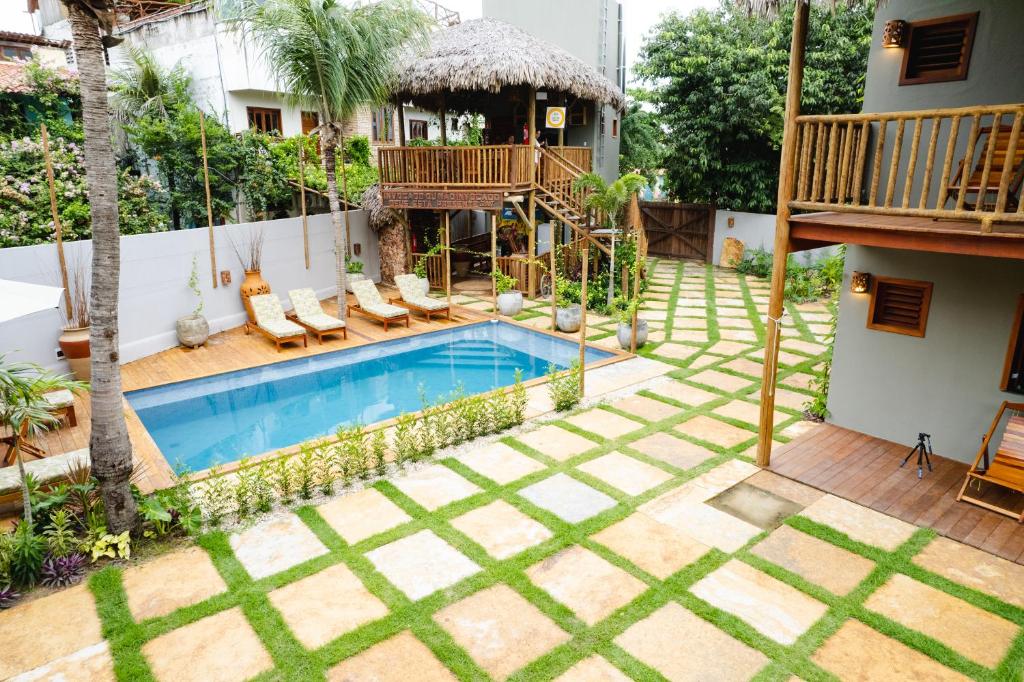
[413,244,441,296]
[554,280,581,333]
[231,229,268,324]
[492,269,522,316]
[615,297,647,350]
[345,259,367,293]
[176,256,209,348]
[57,264,90,381]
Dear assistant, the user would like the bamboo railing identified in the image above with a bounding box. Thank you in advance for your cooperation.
[411,252,446,289]
[788,103,1024,230]
[378,145,535,189]
[495,255,536,291]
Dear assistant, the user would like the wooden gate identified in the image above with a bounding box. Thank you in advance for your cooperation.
[639,201,715,262]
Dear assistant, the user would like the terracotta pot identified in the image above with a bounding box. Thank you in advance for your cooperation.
[618,320,648,350]
[176,314,209,348]
[240,269,270,323]
[59,325,91,381]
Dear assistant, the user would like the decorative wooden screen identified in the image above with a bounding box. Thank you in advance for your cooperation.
[899,12,978,86]
[1002,295,1024,394]
[247,107,282,134]
[301,111,319,135]
[409,119,428,140]
[372,106,395,142]
[867,277,934,337]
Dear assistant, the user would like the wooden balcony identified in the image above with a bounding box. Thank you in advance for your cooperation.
[786,104,1024,259]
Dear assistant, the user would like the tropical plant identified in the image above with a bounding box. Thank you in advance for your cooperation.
[108,46,192,123]
[619,93,665,186]
[347,260,365,274]
[186,254,204,316]
[0,585,18,609]
[547,362,582,411]
[9,521,46,587]
[89,529,131,562]
[40,553,86,587]
[491,269,517,294]
[43,509,77,558]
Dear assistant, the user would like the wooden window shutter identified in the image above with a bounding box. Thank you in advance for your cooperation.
[899,12,978,86]
[867,277,934,337]
[1001,295,1024,394]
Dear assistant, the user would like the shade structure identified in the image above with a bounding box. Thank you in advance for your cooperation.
[0,279,64,324]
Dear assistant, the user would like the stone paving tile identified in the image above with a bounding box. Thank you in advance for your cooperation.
[577,451,673,496]
[687,353,723,369]
[526,545,648,625]
[676,306,707,318]
[518,473,618,523]
[673,329,711,343]
[611,394,683,422]
[780,420,818,440]
[718,329,759,342]
[229,513,329,580]
[676,415,755,448]
[687,370,754,394]
[752,525,874,595]
[9,641,114,682]
[705,340,755,356]
[317,487,412,545]
[517,424,600,461]
[691,559,828,645]
[914,537,1024,608]
[628,431,717,470]
[781,338,828,355]
[457,441,548,485]
[563,408,644,440]
[122,546,227,621]
[435,584,570,680]
[268,563,388,649]
[142,607,273,682]
[392,464,482,511]
[655,380,720,406]
[365,530,481,600]
[450,500,553,559]
[326,631,457,681]
[812,620,970,682]
[801,494,916,551]
[639,309,669,321]
[644,497,762,553]
[745,470,824,507]
[774,350,812,366]
[716,307,751,319]
[652,342,699,361]
[781,372,816,391]
[864,573,1019,668]
[553,655,630,682]
[772,387,813,411]
[674,317,708,330]
[721,357,765,377]
[0,585,104,680]
[713,399,790,428]
[592,512,709,579]
[707,481,805,530]
[719,316,755,329]
[615,602,768,681]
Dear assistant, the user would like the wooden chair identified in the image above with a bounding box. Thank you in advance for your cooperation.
[389,274,451,322]
[348,279,410,331]
[957,400,1024,521]
[947,125,1024,212]
[245,294,308,351]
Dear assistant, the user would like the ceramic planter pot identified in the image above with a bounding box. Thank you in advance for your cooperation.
[556,304,581,333]
[58,325,90,381]
[345,272,367,293]
[176,314,209,348]
[240,269,270,323]
[496,290,523,317]
[618,319,648,350]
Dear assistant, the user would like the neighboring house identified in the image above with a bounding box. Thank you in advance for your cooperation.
[482,0,624,181]
[756,0,1024,467]
[0,29,69,67]
[0,32,75,127]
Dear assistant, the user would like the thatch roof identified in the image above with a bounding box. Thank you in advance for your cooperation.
[361,184,400,232]
[395,18,625,111]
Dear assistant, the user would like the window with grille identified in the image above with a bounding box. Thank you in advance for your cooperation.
[899,12,978,86]
[1002,296,1024,394]
[611,118,619,138]
[409,119,428,140]
[246,107,282,134]
[867,277,933,337]
[1,45,32,61]
[371,106,394,142]
[567,104,587,127]
[301,111,318,135]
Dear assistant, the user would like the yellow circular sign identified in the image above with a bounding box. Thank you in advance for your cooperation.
[546,107,566,129]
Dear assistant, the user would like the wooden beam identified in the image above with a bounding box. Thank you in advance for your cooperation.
[527,190,537,297]
[198,110,218,288]
[789,222,1024,260]
[579,240,589,397]
[298,138,310,269]
[550,222,558,331]
[444,210,452,310]
[757,0,809,468]
[439,95,447,146]
[41,124,72,317]
[396,99,406,147]
[491,212,498,318]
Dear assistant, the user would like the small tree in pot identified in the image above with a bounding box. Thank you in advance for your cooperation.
[176,255,209,348]
[345,259,366,293]
[492,269,522,317]
[614,296,647,350]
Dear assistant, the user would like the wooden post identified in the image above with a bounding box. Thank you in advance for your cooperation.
[578,241,589,397]
[198,110,218,288]
[491,212,498,319]
[403,210,413,273]
[527,86,537,180]
[630,236,642,354]
[527,190,536,298]
[558,95,565,147]
[396,99,406,147]
[550,224,557,332]
[757,0,809,468]
[298,138,310,269]
[41,124,72,316]
[439,95,447,146]
[444,210,452,311]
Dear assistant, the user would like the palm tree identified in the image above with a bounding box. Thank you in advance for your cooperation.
[238,0,428,314]
[62,0,138,533]
[109,45,192,123]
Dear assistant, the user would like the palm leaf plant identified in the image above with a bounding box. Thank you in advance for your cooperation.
[108,45,191,123]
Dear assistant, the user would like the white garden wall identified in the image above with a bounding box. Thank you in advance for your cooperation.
[0,211,377,372]
[712,210,838,266]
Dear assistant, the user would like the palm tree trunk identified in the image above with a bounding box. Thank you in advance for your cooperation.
[321,129,348,317]
[68,4,137,534]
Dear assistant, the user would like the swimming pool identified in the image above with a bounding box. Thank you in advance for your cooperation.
[126,321,614,472]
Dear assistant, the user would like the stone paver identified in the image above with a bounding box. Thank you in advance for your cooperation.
[577,451,673,496]
[365,530,481,600]
[142,607,273,682]
[656,380,720,406]
[688,370,753,394]
[781,372,815,391]
[611,394,683,422]
[592,512,709,579]
[435,584,570,680]
[744,470,824,507]
[691,559,828,645]
[9,642,114,682]
[673,329,710,343]
[450,500,553,559]
[392,464,482,510]
[628,431,717,470]
[518,473,618,523]
[772,387,813,411]
[122,547,227,621]
[229,512,329,579]
[326,631,457,681]
[676,415,755,448]
[721,357,764,377]
[527,545,647,625]
[458,442,547,485]
[268,563,388,649]
[563,408,644,439]
[615,602,768,681]
[553,655,630,682]
[317,487,412,545]
[752,525,874,595]
[705,341,755,357]
[517,424,600,461]
[713,399,789,427]
[914,537,1024,608]
[800,494,916,551]
[706,481,805,530]
[642,496,761,553]
[812,620,970,682]
[864,573,1018,668]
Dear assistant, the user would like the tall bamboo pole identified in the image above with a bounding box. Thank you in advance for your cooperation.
[439,94,447,146]
[550,223,557,331]
[444,211,452,311]
[298,139,310,269]
[396,98,406,147]
[339,132,352,257]
[198,110,218,288]
[491,212,498,319]
[628,194,642,352]
[578,241,589,397]
[41,124,72,316]
[757,0,809,468]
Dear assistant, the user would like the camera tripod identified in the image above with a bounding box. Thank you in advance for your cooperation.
[900,432,933,479]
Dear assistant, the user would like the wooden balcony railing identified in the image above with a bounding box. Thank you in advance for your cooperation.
[495,255,538,291]
[788,104,1024,229]
[411,252,446,288]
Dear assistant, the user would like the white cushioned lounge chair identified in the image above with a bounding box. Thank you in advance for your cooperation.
[348,279,410,331]
[287,288,347,344]
[390,274,451,322]
[245,293,308,351]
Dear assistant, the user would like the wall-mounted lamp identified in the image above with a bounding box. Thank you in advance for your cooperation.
[850,271,871,294]
[882,19,907,48]
[220,270,232,286]
[727,216,735,228]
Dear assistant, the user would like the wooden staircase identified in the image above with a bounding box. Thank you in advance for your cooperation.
[535,148,611,256]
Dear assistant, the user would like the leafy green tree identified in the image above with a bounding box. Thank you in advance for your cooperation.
[0,58,80,140]
[636,2,872,212]
[619,95,664,186]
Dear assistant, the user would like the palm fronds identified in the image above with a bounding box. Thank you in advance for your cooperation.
[108,45,191,123]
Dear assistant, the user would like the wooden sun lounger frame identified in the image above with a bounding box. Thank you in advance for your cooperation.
[286,313,348,344]
[346,303,410,331]
[244,319,308,351]
[388,296,451,322]
[957,400,1024,521]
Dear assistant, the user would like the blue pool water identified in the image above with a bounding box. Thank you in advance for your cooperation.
[126,321,612,472]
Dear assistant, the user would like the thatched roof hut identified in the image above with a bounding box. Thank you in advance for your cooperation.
[395,18,625,112]
[362,184,400,232]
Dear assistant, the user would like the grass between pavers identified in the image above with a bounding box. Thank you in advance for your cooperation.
[84,259,1023,682]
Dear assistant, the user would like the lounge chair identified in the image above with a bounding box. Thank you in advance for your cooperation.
[287,288,347,344]
[957,401,1024,521]
[348,279,410,331]
[245,294,308,351]
[390,274,451,322]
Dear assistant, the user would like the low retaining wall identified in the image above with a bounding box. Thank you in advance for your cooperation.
[712,210,838,266]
